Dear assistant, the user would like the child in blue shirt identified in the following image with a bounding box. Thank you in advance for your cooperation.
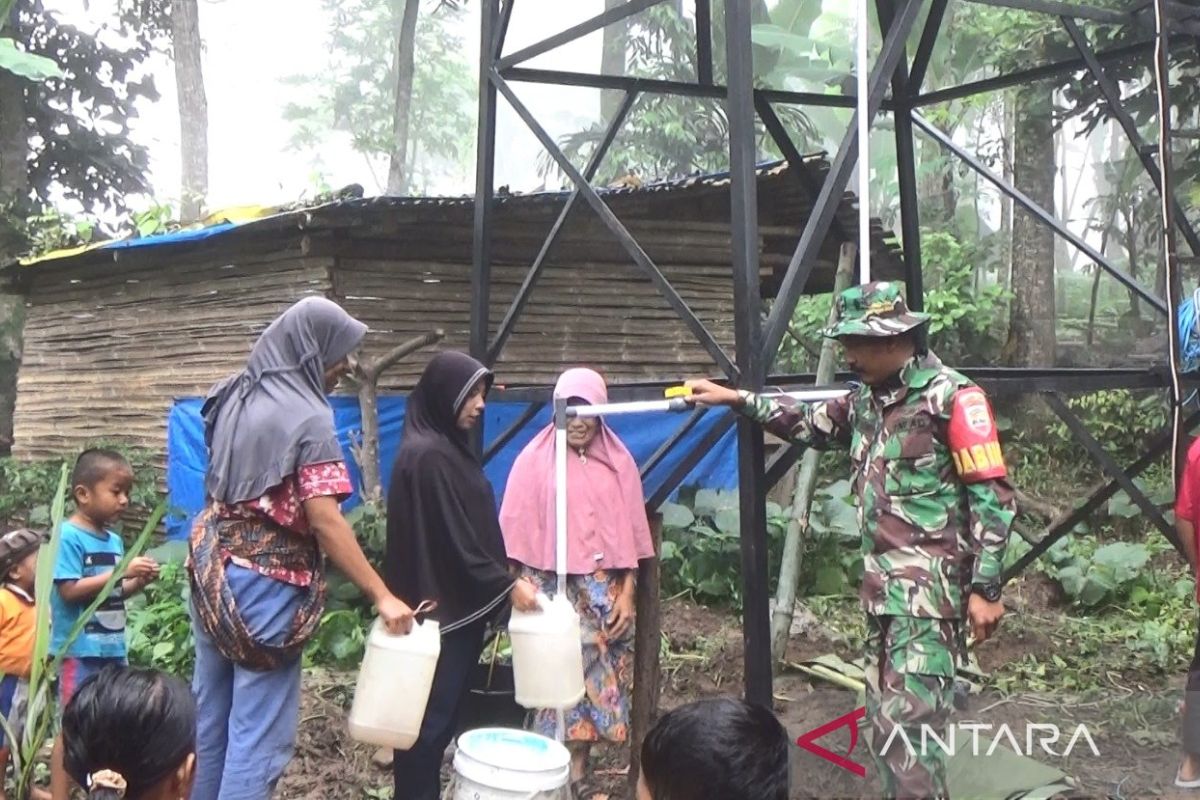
[49,449,159,800]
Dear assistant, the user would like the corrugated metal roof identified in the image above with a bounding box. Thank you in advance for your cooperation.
[11,158,825,267]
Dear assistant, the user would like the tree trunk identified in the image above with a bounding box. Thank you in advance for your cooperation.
[1124,207,1141,321]
[1004,82,1057,367]
[386,0,420,195]
[0,72,25,204]
[350,329,443,501]
[601,0,629,124]
[0,6,28,453]
[1054,124,1070,313]
[0,5,30,264]
[1001,92,1014,291]
[171,0,208,222]
[0,1,28,210]
[1085,229,1111,348]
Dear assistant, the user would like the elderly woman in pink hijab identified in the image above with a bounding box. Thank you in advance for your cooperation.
[500,368,656,790]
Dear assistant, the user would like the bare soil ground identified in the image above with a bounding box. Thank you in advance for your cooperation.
[278,582,1185,800]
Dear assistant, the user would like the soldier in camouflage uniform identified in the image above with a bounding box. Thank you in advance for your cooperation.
[686,282,1015,800]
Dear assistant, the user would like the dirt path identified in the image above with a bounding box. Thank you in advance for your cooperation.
[278,594,1184,800]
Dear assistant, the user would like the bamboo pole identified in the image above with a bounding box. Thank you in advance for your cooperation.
[769,243,856,667]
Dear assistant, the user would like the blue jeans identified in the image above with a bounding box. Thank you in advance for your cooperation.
[191,565,305,800]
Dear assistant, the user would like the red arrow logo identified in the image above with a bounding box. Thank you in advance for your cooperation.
[795,706,867,777]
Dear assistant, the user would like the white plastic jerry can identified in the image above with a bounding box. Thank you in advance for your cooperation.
[508,592,586,711]
[347,616,441,750]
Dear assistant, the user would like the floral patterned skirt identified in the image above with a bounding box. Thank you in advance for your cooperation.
[520,567,634,744]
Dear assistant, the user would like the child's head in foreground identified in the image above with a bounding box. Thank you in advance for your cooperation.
[0,527,42,591]
[63,665,196,800]
[637,697,791,800]
[71,449,134,529]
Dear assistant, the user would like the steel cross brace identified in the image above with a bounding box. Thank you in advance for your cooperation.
[490,71,738,377]
[487,90,639,364]
[755,97,852,245]
[909,0,949,94]
[645,412,738,510]
[497,0,667,70]
[492,0,513,61]
[1061,16,1200,257]
[914,40,1155,108]
[912,111,1170,317]
[1003,407,1200,582]
[501,67,863,109]
[1043,392,1182,550]
[640,408,708,479]
[760,0,928,372]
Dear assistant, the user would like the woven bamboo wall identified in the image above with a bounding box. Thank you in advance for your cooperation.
[333,218,751,388]
[12,248,333,460]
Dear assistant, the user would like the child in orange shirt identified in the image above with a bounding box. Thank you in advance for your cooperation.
[0,528,43,800]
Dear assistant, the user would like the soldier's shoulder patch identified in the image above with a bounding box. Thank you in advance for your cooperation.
[948,387,1007,483]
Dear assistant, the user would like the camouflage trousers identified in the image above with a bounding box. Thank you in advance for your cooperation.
[864,614,961,800]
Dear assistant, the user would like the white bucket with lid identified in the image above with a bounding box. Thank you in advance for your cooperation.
[448,728,571,799]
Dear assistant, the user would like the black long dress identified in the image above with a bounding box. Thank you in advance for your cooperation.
[385,350,514,800]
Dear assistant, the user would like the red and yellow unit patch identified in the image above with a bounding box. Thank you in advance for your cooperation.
[948,387,1007,482]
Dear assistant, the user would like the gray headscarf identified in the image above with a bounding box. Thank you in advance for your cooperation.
[202,296,367,505]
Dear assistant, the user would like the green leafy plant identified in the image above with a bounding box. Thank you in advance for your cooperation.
[776,229,1008,371]
[323,501,388,613]
[1049,391,1169,464]
[800,479,863,595]
[660,484,860,608]
[1012,534,1178,611]
[130,202,177,238]
[0,447,164,531]
[127,562,194,676]
[660,489,788,607]
[305,607,371,670]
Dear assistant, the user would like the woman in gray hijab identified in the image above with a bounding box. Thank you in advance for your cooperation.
[189,297,413,800]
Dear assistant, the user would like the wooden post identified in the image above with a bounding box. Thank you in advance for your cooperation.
[628,510,662,797]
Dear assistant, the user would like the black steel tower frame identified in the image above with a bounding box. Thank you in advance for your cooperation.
[471,0,1199,705]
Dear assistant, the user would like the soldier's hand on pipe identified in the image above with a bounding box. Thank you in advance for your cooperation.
[683,379,741,408]
[967,593,1004,644]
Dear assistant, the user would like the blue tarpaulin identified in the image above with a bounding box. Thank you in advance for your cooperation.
[165,396,739,539]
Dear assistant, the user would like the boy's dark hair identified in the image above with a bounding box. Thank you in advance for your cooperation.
[641,697,790,800]
[63,665,196,800]
[71,449,131,490]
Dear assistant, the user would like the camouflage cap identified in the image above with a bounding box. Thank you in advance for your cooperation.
[822,281,930,339]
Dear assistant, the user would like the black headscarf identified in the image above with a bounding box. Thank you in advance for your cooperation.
[202,297,366,504]
[385,352,513,627]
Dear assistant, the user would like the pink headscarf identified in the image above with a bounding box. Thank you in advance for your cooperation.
[500,368,655,574]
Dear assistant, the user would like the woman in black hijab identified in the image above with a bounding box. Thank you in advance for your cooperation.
[386,351,539,800]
